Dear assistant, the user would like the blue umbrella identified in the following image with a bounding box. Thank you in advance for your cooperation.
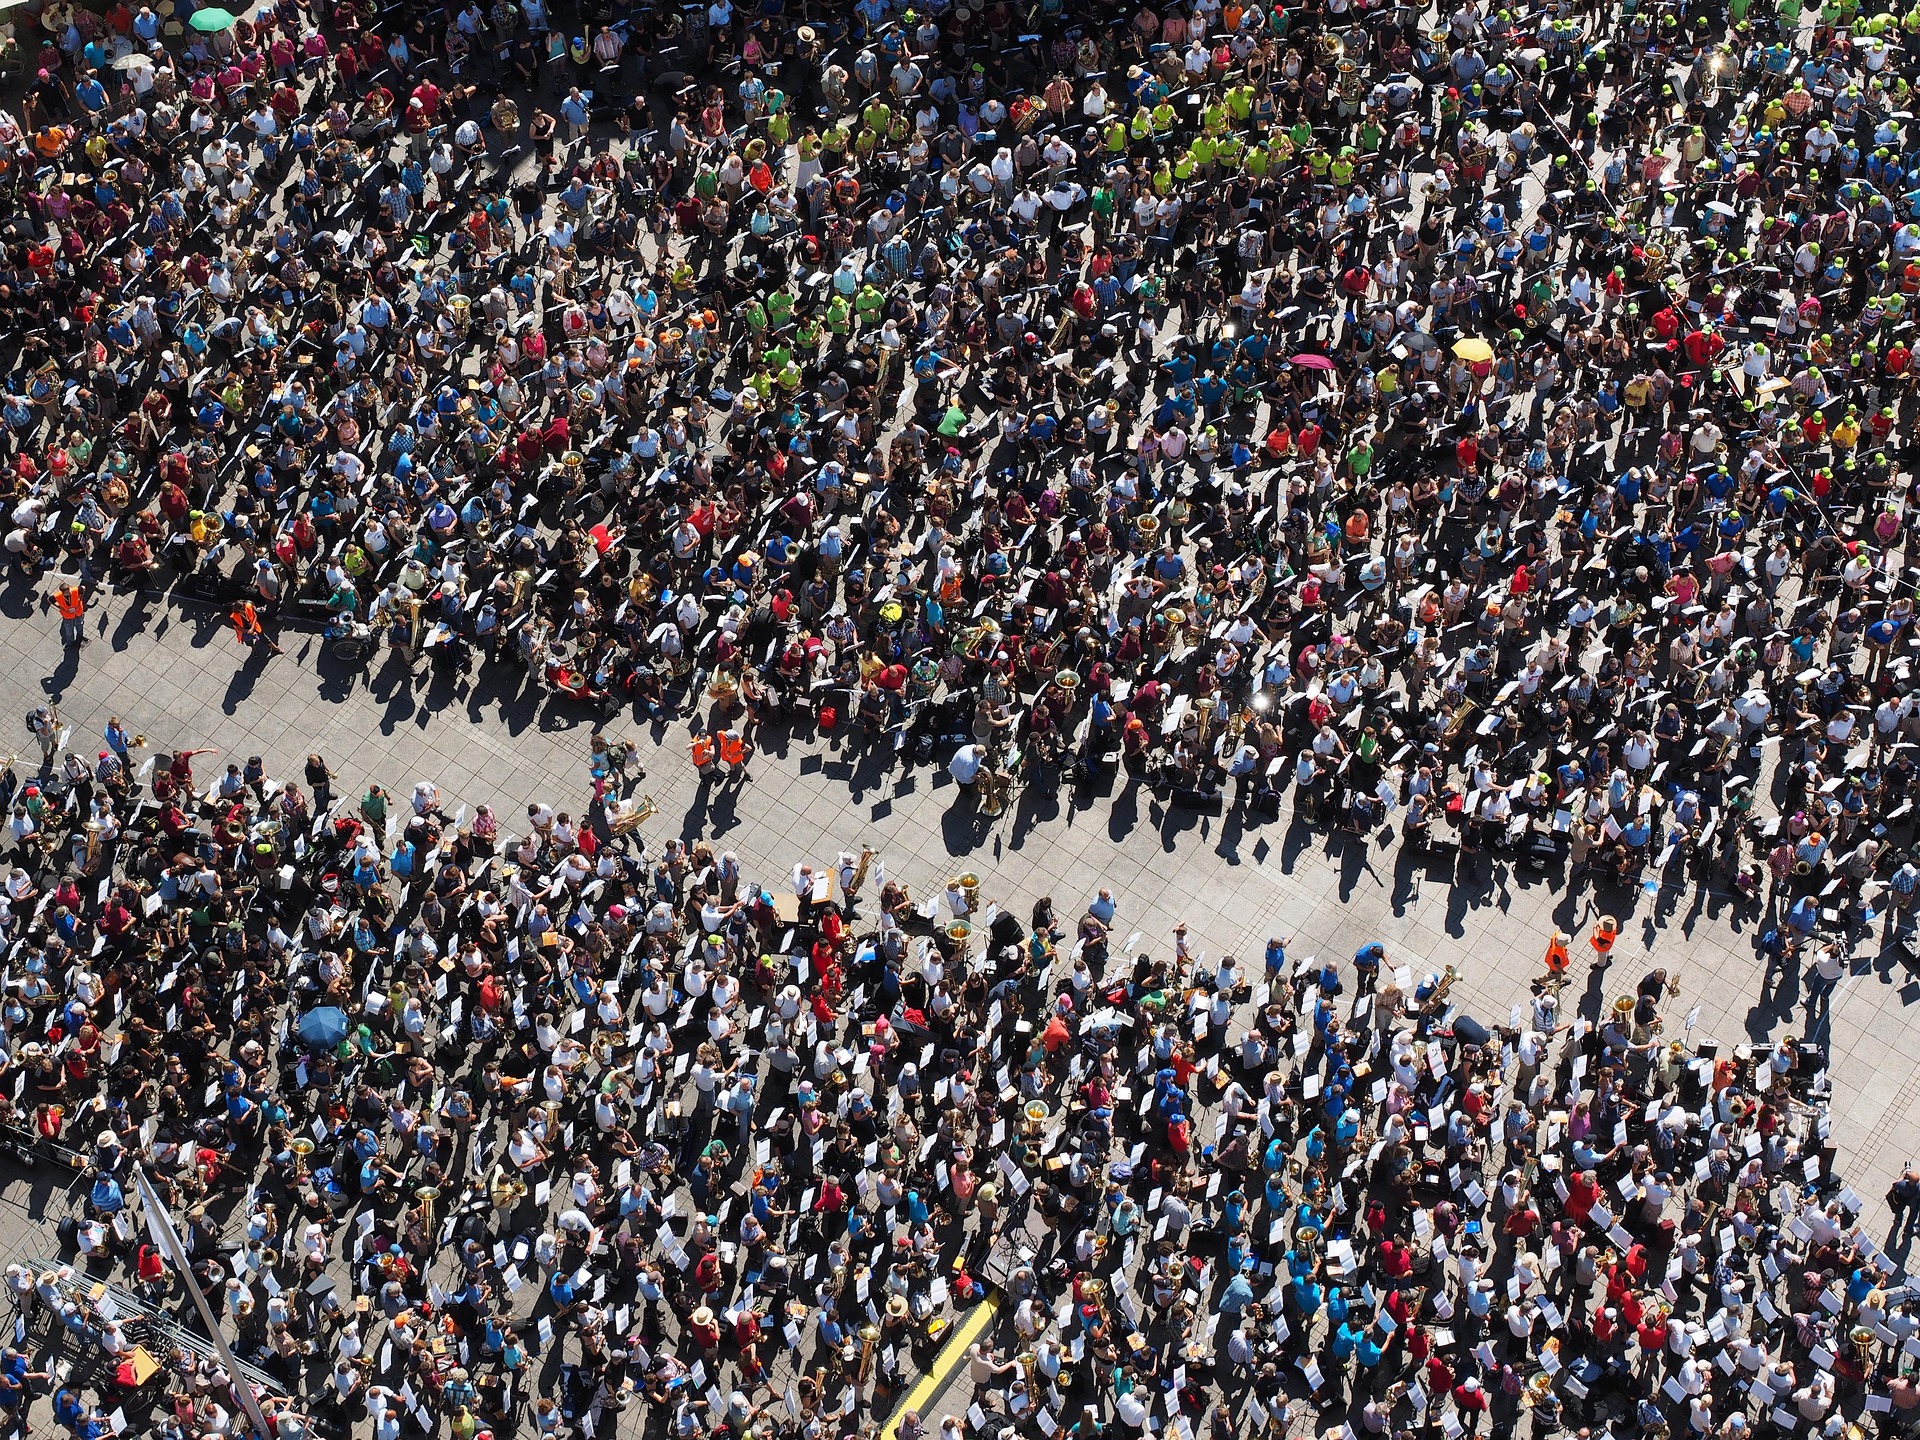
[296,1006,350,1049]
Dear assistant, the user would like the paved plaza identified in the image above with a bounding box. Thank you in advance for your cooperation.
[0,570,1914,1277]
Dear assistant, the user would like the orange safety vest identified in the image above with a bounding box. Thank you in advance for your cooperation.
[718,733,746,766]
[1590,923,1618,955]
[53,587,85,620]
[1544,937,1570,973]
[690,735,714,767]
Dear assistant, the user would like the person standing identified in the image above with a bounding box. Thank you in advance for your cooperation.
[305,755,335,817]
[50,582,86,647]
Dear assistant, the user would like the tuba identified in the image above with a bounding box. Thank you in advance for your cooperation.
[1444,700,1480,741]
[980,766,1014,816]
[508,568,534,619]
[607,794,657,836]
[82,822,110,873]
[958,618,1001,658]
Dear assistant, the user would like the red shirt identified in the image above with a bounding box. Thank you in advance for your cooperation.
[1453,1384,1488,1413]
[1565,1172,1599,1223]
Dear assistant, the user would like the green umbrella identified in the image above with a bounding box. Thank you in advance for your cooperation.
[188,6,238,30]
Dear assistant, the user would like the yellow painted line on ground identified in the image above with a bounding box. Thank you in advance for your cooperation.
[880,1289,1005,1440]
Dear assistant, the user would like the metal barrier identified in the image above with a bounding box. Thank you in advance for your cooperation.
[26,1258,288,1402]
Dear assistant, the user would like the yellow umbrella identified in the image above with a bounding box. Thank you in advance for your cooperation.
[1452,337,1495,363]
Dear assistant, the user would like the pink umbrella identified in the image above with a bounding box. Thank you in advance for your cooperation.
[1289,354,1337,370]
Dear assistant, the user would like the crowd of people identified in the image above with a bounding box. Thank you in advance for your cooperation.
[0,721,1913,1440]
[8,0,1920,1431]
